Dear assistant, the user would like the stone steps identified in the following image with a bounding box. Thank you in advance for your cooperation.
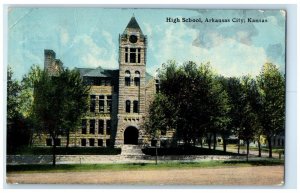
[121,145,144,155]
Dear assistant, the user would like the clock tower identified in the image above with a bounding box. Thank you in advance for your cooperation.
[115,16,147,147]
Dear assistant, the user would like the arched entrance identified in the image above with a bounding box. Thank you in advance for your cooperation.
[124,126,139,145]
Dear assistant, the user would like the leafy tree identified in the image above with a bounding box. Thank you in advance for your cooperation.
[143,93,176,140]
[7,67,31,152]
[257,63,285,158]
[19,65,43,146]
[7,67,21,120]
[33,68,89,165]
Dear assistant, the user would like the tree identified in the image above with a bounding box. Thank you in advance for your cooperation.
[143,93,176,140]
[257,63,285,158]
[33,68,89,166]
[7,67,31,152]
[59,69,90,148]
[7,67,21,120]
[19,65,43,146]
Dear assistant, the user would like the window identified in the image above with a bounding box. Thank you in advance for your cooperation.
[90,95,96,112]
[107,95,112,113]
[125,47,128,63]
[89,138,95,146]
[46,139,52,146]
[125,70,131,86]
[81,139,86,146]
[130,48,136,63]
[98,139,103,146]
[138,48,141,63]
[99,95,104,113]
[133,100,139,113]
[98,120,104,134]
[89,119,95,134]
[105,79,111,86]
[126,100,131,113]
[54,139,61,146]
[134,71,140,86]
[106,139,111,147]
[106,120,111,135]
[82,119,87,134]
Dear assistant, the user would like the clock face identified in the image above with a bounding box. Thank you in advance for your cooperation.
[129,35,138,43]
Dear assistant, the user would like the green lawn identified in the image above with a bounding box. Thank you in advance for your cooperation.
[7,159,284,173]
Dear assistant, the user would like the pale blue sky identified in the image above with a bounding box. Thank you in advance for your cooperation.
[8,8,286,80]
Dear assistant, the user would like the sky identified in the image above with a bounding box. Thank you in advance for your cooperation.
[7,8,286,80]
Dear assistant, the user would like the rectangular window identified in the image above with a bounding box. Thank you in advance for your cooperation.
[90,95,96,112]
[82,119,87,134]
[107,95,112,113]
[106,139,111,147]
[81,139,86,146]
[133,100,139,113]
[138,48,141,63]
[125,47,128,63]
[130,48,136,63]
[46,139,52,146]
[100,79,105,86]
[98,119,104,134]
[99,95,105,113]
[105,80,111,86]
[89,138,95,146]
[89,119,95,134]
[106,120,111,135]
[98,139,103,146]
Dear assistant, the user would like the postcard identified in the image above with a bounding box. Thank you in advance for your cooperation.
[6,7,286,185]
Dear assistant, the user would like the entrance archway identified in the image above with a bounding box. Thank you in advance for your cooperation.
[124,126,139,145]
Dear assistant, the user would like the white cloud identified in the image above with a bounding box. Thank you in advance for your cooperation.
[151,21,268,78]
[72,33,118,69]
[60,28,69,45]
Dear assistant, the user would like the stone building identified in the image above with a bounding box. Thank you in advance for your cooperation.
[37,16,159,148]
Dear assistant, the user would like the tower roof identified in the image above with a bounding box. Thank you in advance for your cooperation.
[123,16,143,35]
[126,16,141,29]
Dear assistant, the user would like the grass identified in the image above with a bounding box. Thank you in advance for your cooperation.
[7,159,284,173]
[142,146,242,156]
[7,147,121,155]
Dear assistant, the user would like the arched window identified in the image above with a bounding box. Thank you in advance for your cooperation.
[125,70,131,86]
[134,71,140,86]
[133,100,139,113]
[125,100,131,113]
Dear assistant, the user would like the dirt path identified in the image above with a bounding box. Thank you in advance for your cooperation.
[7,166,284,185]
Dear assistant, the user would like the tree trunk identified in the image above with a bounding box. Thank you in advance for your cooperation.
[246,140,250,162]
[208,134,211,150]
[213,132,217,150]
[52,137,56,166]
[222,136,227,152]
[66,129,70,149]
[237,139,240,154]
[268,136,273,158]
[258,137,261,157]
[200,137,203,148]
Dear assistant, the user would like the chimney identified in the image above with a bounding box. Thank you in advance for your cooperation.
[44,49,56,70]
